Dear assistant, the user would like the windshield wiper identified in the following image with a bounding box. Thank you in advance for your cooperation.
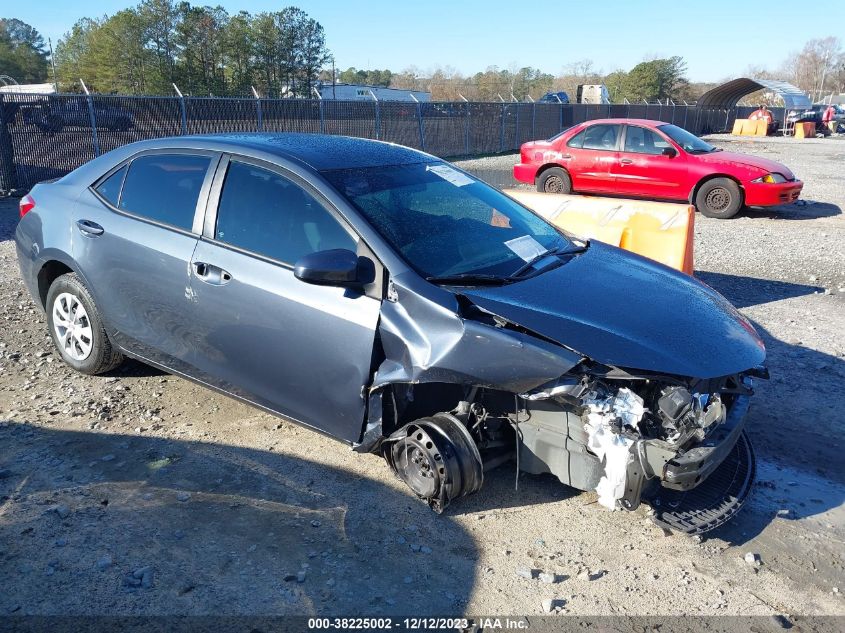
[425,273,512,286]
[507,243,585,279]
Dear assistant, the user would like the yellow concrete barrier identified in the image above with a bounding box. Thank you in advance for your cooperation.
[508,191,695,275]
[732,118,768,136]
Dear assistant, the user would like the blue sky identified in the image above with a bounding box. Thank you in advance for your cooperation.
[11,0,831,82]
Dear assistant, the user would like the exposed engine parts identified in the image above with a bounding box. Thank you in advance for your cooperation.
[379,369,759,533]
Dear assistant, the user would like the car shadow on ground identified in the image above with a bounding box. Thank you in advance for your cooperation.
[745,201,841,220]
[703,318,845,545]
[694,271,822,308]
[0,423,479,616]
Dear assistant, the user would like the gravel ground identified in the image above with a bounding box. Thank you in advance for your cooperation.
[1,135,843,618]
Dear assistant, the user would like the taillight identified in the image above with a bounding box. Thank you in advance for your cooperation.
[19,194,35,218]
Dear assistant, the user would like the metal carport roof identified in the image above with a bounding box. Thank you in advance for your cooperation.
[697,78,811,110]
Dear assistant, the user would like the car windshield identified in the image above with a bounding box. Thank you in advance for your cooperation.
[658,124,717,154]
[323,162,572,280]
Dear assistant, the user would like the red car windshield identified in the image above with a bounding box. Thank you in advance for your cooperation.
[658,124,717,154]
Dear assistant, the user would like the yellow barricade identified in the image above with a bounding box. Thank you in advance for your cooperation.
[732,118,768,136]
[507,191,695,275]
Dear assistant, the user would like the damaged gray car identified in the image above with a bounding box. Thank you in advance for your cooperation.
[15,134,767,533]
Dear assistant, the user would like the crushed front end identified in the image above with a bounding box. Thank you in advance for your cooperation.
[517,367,764,534]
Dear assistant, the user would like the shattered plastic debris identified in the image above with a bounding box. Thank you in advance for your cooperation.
[583,388,645,510]
[583,387,646,430]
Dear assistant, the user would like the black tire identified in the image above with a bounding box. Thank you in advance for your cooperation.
[45,273,124,375]
[536,167,572,194]
[695,177,743,219]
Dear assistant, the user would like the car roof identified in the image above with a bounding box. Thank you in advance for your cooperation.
[168,133,438,171]
[576,118,670,127]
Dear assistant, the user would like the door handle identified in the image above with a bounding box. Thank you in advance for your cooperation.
[619,158,634,165]
[559,153,573,160]
[76,219,104,236]
[193,262,232,286]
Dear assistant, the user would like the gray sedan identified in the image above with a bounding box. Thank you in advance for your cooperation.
[15,133,766,533]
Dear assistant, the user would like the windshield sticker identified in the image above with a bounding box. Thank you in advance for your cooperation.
[505,235,546,262]
[426,164,475,187]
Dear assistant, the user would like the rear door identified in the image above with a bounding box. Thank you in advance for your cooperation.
[186,156,382,442]
[73,150,218,372]
[565,123,621,193]
[610,125,689,200]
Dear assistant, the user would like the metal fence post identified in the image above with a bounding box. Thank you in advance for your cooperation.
[0,94,18,193]
[559,103,564,133]
[514,105,520,149]
[173,84,187,135]
[80,80,100,157]
[417,101,426,151]
[319,99,325,134]
[464,103,470,155]
[252,86,263,132]
[500,103,506,152]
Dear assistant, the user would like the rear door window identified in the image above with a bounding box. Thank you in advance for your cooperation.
[581,124,621,151]
[94,165,127,206]
[214,160,356,265]
[119,154,211,231]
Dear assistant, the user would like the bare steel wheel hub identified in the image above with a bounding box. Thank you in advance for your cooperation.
[705,187,731,211]
[52,292,94,361]
[544,175,564,193]
[384,413,484,513]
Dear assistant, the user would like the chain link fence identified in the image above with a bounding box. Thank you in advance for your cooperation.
[0,92,781,193]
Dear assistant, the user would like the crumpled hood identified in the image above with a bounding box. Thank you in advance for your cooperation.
[697,151,796,180]
[461,241,765,379]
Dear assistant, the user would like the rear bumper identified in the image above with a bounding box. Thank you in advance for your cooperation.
[15,227,41,308]
[744,180,803,206]
[513,163,538,184]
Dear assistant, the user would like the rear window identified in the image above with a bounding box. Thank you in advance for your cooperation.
[94,165,127,206]
[119,154,211,231]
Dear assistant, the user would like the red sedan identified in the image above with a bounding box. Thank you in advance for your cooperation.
[513,119,803,218]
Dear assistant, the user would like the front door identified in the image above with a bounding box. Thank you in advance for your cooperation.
[186,157,382,442]
[610,125,689,200]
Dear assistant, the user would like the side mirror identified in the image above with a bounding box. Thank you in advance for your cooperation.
[662,146,678,158]
[294,249,375,288]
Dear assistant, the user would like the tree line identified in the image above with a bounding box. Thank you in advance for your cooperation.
[379,57,694,103]
[52,1,331,97]
[0,18,50,84]
[2,11,843,104]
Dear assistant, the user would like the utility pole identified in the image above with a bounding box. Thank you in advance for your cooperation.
[48,38,58,92]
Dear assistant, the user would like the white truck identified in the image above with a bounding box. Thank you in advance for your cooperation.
[576,84,611,104]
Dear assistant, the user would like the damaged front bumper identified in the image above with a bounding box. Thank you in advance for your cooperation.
[645,395,750,492]
[517,381,757,533]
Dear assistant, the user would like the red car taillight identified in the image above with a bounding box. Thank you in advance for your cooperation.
[19,194,35,218]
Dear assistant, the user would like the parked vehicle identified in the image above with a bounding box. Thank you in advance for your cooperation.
[576,84,610,104]
[514,118,803,218]
[538,91,570,104]
[24,97,134,132]
[16,134,766,533]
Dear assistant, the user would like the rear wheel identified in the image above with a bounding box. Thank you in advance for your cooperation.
[695,178,743,219]
[536,167,572,194]
[46,273,124,375]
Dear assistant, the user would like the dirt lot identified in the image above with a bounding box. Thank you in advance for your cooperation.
[1,135,843,619]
